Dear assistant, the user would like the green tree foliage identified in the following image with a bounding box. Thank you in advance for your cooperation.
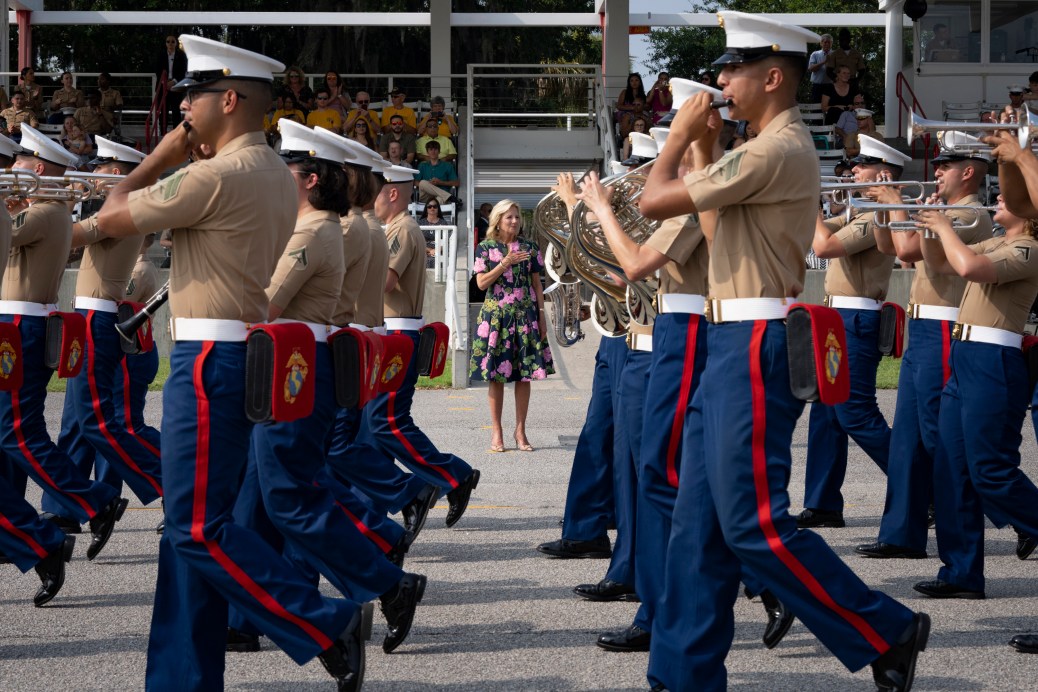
[645,1,889,113]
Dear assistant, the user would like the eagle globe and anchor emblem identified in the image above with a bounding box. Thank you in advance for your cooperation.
[381,354,405,384]
[0,339,16,379]
[282,348,310,404]
[824,329,842,384]
[66,338,83,373]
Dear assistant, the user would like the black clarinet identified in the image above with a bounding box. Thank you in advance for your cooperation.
[115,280,169,340]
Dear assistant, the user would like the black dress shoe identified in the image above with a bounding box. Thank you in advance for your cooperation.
[536,536,612,559]
[34,535,75,607]
[318,609,366,692]
[39,512,82,534]
[573,578,639,602]
[226,627,261,652]
[87,498,126,561]
[759,589,794,649]
[386,529,415,569]
[445,469,480,528]
[401,484,438,539]
[1009,633,1038,653]
[913,579,985,600]
[1014,527,1037,560]
[796,508,845,529]
[379,572,427,653]
[597,624,650,652]
[856,542,927,559]
[870,612,930,692]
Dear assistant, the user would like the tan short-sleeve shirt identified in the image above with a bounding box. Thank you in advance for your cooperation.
[51,87,85,111]
[384,211,425,318]
[957,235,1038,332]
[644,213,709,296]
[822,212,895,300]
[684,107,817,300]
[0,211,11,287]
[355,213,389,327]
[74,216,143,301]
[332,208,372,327]
[4,201,72,304]
[73,106,113,134]
[126,132,296,323]
[125,256,160,302]
[267,210,344,325]
[909,195,992,308]
[99,88,123,115]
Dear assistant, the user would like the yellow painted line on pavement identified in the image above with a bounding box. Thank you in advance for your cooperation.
[563,396,582,400]
[449,407,474,411]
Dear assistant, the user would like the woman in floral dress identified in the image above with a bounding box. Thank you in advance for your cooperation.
[470,199,554,452]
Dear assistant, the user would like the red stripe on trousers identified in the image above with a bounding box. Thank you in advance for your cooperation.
[665,316,700,488]
[9,316,97,519]
[941,320,951,386]
[334,500,393,554]
[0,509,49,559]
[121,358,161,458]
[189,342,333,651]
[84,311,162,496]
[387,390,459,488]
[747,321,890,655]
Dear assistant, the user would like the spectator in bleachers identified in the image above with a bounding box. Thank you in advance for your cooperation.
[834,94,867,144]
[698,71,715,87]
[826,28,866,91]
[322,70,352,117]
[620,116,649,161]
[821,65,859,126]
[415,141,460,206]
[1,92,38,142]
[0,85,8,111]
[615,72,645,120]
[808,34,833,103]
[417,95,459,138]
[281,65,314,114]
[854,108,877,138]
[379,113,417,164]
[344,90,382,137]
[416,118,458,162]
[96,72,124,118]
[74,92,114,136]
[62,117,94,168]
[381,88,417,133]
[1009,84,1028,122]
[48,71,86,124]
[618,97,651,140]
[386,140,413,169]
[154,35,186,127]
[306,88,343,133]
[419,200,450,268]
[16,67,45,119]
[267,94,304,139]
[645,72,672,125]
[346,117,377,150]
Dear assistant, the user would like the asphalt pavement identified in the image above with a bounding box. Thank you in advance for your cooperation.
[2,332,1037,691]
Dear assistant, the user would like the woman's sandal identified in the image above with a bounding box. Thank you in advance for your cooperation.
[489,436,505,453]
[513,434,534,452]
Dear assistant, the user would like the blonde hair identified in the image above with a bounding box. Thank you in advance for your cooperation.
[486,199,522,242]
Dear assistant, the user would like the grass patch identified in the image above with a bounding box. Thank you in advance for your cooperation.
[876,356,901,389]
[417,358,453,389]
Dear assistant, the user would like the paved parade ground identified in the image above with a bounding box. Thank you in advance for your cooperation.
[2,334,1038,691]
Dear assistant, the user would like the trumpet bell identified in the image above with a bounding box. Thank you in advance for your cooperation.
[907,111,1029,149]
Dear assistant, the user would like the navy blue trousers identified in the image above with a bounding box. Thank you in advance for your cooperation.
[933,341,1038,592]
[648,321,912,691]
[0,314,117,522]
[804,307,890,513]
[876,318,952,551]
[354,329,473,504]
[0,473,66,573]
[561,335,626,542]
[632,313,706,631]
[608,348,650,591]
[145,340,356,691]
[43,309,162,517]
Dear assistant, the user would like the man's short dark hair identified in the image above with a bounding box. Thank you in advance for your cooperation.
[99,72,112,80]
[316,90,329,99]
[425,141,441,151]
[390,114,404,124]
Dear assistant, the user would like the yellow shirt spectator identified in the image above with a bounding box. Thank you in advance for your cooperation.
[306,107,343,133]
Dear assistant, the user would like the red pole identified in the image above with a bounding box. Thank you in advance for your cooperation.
[16,10,32,70]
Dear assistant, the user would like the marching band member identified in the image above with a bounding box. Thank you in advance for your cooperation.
[42,136,163,533]
[858,133,993,561]
[94,36,364,690]
[638,13,927,691]
[799,134,905,529]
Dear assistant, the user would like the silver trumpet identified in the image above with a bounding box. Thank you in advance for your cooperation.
[822,180,933,205]
[907,111,1032,149]
[848,197,996,232]
[0,169,41,196]
[64,171,126,198]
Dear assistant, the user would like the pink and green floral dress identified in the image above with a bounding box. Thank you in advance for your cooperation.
[469,238,555,383]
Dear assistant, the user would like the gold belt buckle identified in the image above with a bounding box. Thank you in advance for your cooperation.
[951,322,963,340]
[625,331,634,350]
[652,293,660,313]
[705,298,721,324]
[907,301,917,319]
[823,294,833,308]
